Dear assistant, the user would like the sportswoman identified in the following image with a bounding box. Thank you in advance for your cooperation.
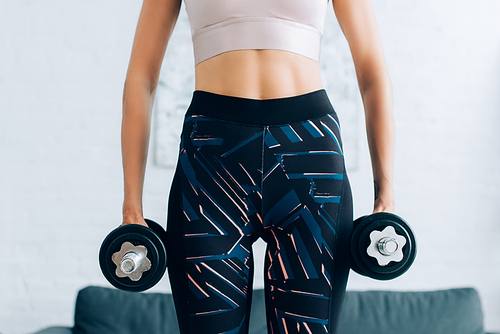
[120,0,395,332]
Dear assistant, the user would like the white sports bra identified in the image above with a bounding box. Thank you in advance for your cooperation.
[183,0,329,65]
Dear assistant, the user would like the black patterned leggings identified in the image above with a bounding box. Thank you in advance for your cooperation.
[166,89,353,334]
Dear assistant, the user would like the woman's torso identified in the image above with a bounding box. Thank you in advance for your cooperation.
[183,0,329,100]
[194,50,324,100]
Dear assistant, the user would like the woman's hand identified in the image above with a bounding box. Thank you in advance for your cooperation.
[122,211,148,227]
[373,180,395,213]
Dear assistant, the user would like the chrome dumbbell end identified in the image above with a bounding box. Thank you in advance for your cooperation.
[366,226,407,266]
[111,241,152,282]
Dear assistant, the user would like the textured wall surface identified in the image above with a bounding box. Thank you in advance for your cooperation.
[1,1,499,333]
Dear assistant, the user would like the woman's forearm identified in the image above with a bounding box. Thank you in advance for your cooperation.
[333,0,396,212]
[121,78,156,223]
[119,0,182,225]
[359,75,395,212]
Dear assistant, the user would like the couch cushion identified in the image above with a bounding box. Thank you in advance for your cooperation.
[249,289,267,333]
[73,286,267,334]
[73,286,179,334]
[337,288,484,334]
[31,327,73,334]
[74,286,484,334]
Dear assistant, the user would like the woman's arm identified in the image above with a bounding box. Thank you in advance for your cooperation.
[333,0,396,213]
[122,0,182,225]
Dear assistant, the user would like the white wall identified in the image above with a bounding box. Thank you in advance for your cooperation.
[1,1,499,333]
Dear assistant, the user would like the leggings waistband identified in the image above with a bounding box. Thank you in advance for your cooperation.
[186,89,335,126]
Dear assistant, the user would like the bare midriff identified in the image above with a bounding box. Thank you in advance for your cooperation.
[194,49,324,100]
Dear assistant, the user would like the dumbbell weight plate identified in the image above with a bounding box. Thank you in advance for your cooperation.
[351,215,371,277]
[359,219,414,278]
[351,213,416,280]
[99,220,167,292]
[145,218,167,247]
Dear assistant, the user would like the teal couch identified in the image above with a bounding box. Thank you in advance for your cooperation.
[32,286,496,334]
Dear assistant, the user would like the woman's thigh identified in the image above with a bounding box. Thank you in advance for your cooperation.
[260,114,353,334]
[166,116,265,334]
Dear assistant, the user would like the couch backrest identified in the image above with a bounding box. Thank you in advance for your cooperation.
[73,287,179,334]
[337,288,484,334]
[73,286,484,334]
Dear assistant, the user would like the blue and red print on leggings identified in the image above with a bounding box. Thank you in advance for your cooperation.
[166,90,353,334]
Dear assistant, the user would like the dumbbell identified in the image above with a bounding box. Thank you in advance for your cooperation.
[99,219,167,292]
[350,212,416,280]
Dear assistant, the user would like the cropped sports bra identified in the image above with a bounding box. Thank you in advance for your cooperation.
[183,0,329,65]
